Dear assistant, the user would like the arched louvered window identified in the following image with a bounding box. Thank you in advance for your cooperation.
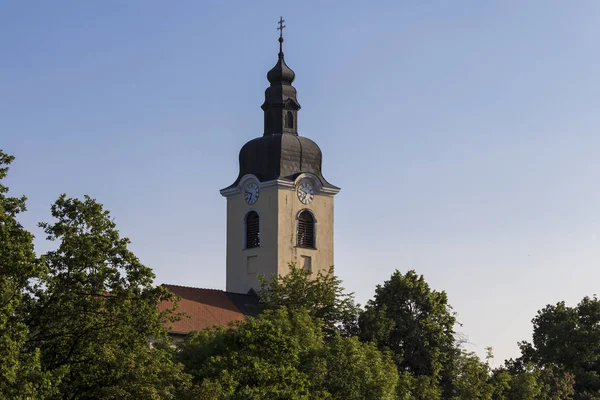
[245,211,260,249]
[285,111,294,129]
[296,210,315,248]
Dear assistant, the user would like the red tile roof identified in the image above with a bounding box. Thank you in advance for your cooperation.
[159,284,258,334]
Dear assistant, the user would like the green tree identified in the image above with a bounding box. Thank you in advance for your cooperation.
[320,335,398,399]
[177,307,398,399]
[27,195,189,399]
[399,347,497,400]
[538,367,576,400]
[258,264,360,337]
[504,368,542,400]
[0,150,55,399]
[396,371,444,400]
[518,296,600,399]
[178,308,320,399]
[358,270,457,390]
[489,369,512,400]
[490,363,575,400]
[451,350,494,400]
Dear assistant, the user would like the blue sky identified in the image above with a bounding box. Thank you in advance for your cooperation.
[2,1,599,364]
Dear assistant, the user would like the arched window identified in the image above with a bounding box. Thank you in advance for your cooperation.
[285,111,294,129]
[245,211,260,249]
[296,210,315,248]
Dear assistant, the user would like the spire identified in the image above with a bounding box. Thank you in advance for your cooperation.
[262,16,301,136]
[278,16,285,55]
[266,16,295,86]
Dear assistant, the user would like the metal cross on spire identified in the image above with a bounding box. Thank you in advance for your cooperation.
[277,16,286,54]
[277,16,286,38]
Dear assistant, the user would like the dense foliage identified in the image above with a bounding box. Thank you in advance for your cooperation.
[0,149,595,399]
[178,308,398,399]
[0,150,188,399]
[0,151,54,398]
[28,195,190,398]
[358,269,457,393]
[251,264,579,399]
[258,264,360,337]
[518,296,600,399]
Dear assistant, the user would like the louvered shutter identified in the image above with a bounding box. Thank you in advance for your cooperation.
[245,211,260,248]
[296,211,315,248]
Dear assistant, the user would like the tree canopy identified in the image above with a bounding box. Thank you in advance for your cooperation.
[0,150,189,399]
[518,296,600,399]
[0,149,594,399]
[359,270,457,381]
[27,195,190,399]
[0,150,54,398]
[177,307,398,399]
[258,264,360,337]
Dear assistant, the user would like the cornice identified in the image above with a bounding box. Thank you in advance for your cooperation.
[220,174,340,198]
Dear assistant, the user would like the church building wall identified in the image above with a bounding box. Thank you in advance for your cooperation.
[276,188,334,278]
[225,185,279,294]
[225,181,335,294]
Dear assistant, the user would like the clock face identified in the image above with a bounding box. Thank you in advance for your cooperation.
[297,181,315,205]
[244,182,259,205]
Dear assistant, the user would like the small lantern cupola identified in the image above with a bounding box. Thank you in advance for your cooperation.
[262,17,301,136]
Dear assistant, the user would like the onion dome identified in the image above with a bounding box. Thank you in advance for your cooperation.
[267,38,296,84]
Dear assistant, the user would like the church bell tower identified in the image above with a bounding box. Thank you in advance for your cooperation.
[220,19,340,294]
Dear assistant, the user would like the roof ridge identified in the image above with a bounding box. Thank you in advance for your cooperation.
[161,283,225,292]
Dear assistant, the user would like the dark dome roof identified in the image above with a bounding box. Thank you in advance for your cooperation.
[267,54,295,84]
[225,134,337,190]
[221,31,338,194]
